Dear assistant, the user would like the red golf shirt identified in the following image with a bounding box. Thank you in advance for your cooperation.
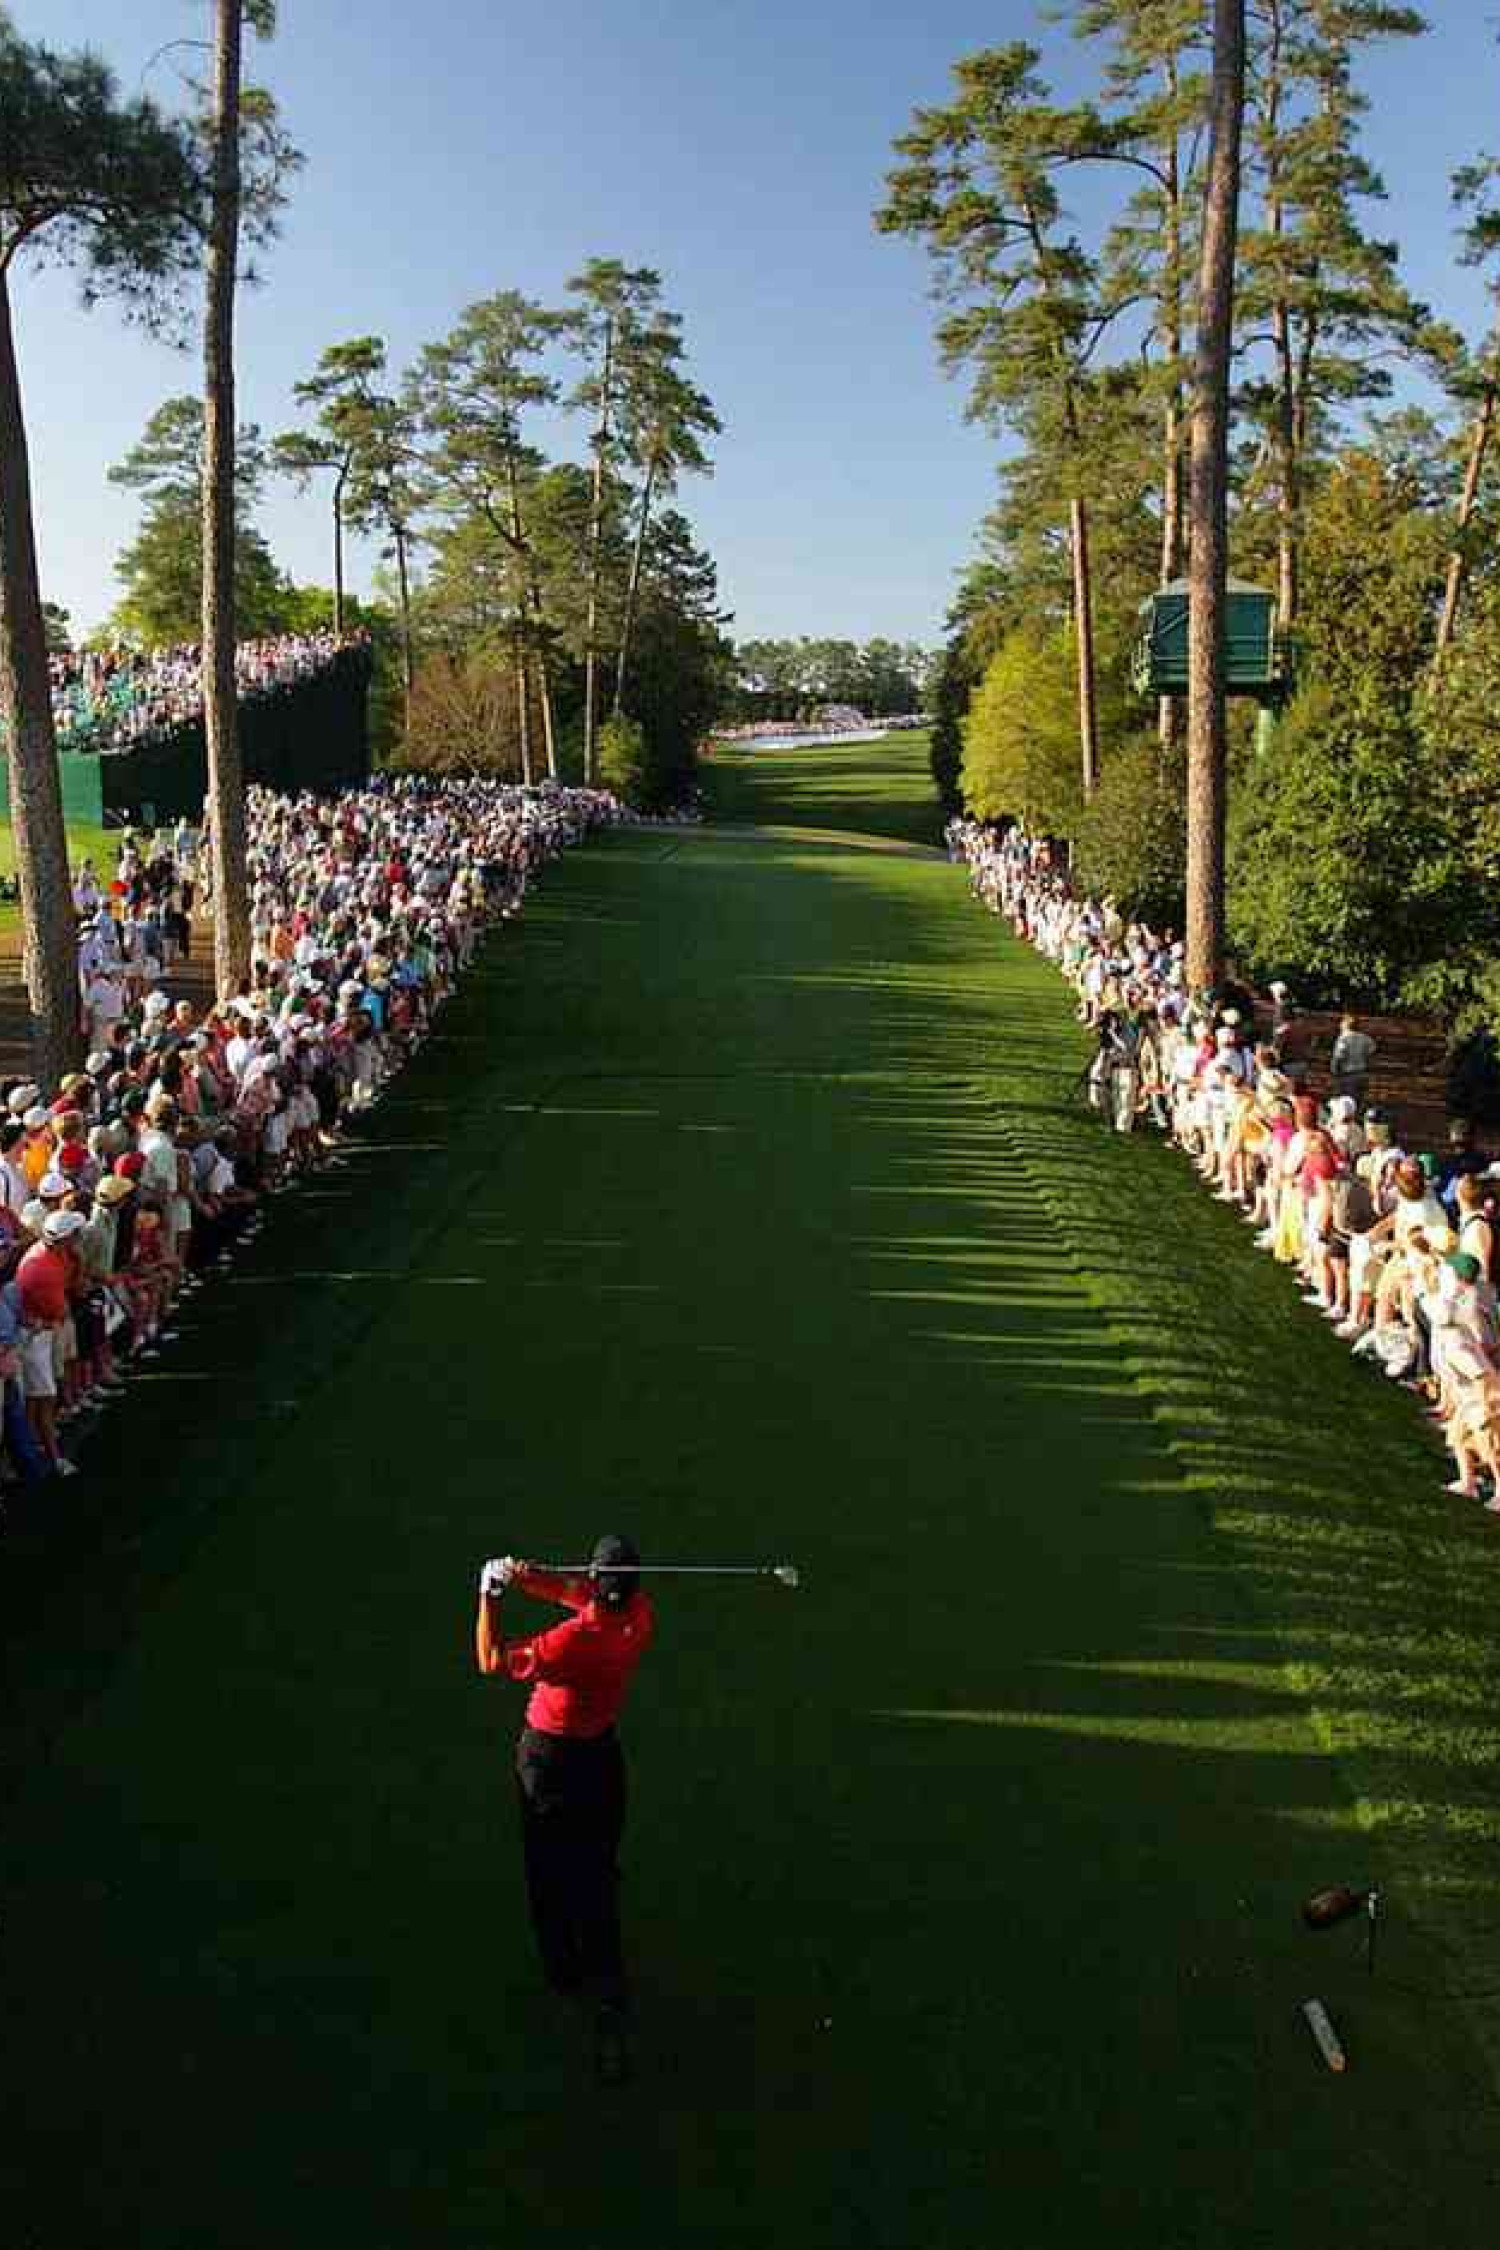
[500,1571,655,1739]
[16,1242,72,1328]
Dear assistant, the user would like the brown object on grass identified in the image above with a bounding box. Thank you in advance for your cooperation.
[1302,1885,1367,1930]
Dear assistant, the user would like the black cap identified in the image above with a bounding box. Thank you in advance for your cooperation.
[590,1533,640,1611]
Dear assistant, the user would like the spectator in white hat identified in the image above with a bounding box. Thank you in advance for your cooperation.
[81,957,128,1052]
[20,1168,69,1241]
[16,1210,86,1476]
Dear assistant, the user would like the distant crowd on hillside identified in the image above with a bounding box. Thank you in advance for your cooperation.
[8,630,368,761]
[949,815,1500,1512]
[0,774,627,1506]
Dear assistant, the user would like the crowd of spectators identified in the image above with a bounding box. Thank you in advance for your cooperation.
[0,774,626,1504]
[13,631,364,759]
[949,815,1500,1511]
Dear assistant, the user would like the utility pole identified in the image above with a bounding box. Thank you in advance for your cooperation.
[1185,0,1246,992]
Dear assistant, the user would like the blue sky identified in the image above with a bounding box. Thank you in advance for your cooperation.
[14,0,1500,648]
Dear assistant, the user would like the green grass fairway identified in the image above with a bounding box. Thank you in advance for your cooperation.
[3,750,1499,2247]
[0,818,116,936]
[706,726,942,845]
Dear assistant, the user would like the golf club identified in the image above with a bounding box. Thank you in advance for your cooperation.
[542,1561,801,1587]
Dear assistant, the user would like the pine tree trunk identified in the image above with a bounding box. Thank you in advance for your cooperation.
[202,0,251,997]
[613,454,657,718]
[332,459,347,637]
[1159,101,1185,751]
[514,624,532,784]
[1435,372,1497,659]
[534,632,558,780]
[504,448,555,778]
[1023,191,1099,801]
[520,543,559,778]
[1186,0,1245,993]
[1260,2,1298,634]
[0,271,82,1085]
[1271,294,1299,631]
[581,313,617,786]
[1069,496,1100,799]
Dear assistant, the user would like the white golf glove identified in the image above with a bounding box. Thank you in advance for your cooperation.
[479,1556,516,1598]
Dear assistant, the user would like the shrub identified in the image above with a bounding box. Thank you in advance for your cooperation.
[1226,680,1466,1004]
[1073,733,1186,928]
[598,713,647,804]
[960,624,1084,831]
[400,653,518,777]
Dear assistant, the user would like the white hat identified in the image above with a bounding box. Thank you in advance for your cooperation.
[1328,1095,1357,1123]
[38,1170,69,1198]
[85,1051,112,1076]
[23,1105,49,1130]
[1222,1008,1241,1026]
[143,989,171,1018]
[42,1209,86,1244]
[8,1083,40,1114]
[1269,980,1289,999]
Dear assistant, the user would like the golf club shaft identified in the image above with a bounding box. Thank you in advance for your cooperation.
[543,1563,791,1577]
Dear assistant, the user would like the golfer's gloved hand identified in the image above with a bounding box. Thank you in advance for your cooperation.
[479,1556,515,1598]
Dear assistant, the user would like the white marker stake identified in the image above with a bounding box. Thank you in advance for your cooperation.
[1303,1999,1347,2073]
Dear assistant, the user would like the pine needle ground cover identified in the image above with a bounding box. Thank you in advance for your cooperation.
[1,737,1498,2246]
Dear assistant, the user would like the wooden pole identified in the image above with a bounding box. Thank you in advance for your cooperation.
[1185,0,1245,993]
[202,0,252,995]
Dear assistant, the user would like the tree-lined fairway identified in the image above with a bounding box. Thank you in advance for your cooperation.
[707,727,942,845]
[4,739,1500,2246]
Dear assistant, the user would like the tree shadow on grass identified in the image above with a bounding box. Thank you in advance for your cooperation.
[4,834,1500,2247]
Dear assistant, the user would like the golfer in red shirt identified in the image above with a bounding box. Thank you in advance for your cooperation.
[475,1534,654,2077]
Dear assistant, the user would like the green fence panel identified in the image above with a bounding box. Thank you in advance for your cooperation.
[5,649,371,833]
[97,646,374,823]
[0,750,104,824]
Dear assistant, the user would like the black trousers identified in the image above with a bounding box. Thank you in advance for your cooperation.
[514,1725,628,2005]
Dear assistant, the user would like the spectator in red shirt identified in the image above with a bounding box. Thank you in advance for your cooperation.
[475,1533,654,2082]
[16,1212,85,1476]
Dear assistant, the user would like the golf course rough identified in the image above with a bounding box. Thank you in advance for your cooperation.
[1,731,1498,2248]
